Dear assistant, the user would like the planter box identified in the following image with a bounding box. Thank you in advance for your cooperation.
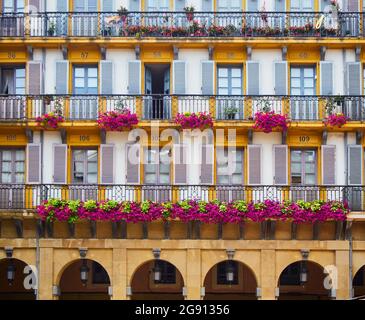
[318,221,336,240]
[275,221,292,240]
[96,221,112,239]
[296,223,313,240]
[1,219,17,238]
[222,223,241,240]
[243,221,261,240]
[352,221,365,240]
[200,223,218,239]
[53,221,69,238]
[169,221,188,239]
[75,220,91,238]
[127,222,144,239]
[23,219,36,238]
[148,220,165,239]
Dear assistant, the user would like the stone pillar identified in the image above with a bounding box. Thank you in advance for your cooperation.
[38,247,54,300]
[111,248,127,300]
[260,249,276,300]
[335,249,350,300]
[186,249,201,300]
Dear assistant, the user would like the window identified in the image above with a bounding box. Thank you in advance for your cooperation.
[74,0,97,12]
[73,66,98,94]
[92,262,110,284]
[280,264,301,286]
[0,149,25,184]
[290,0,314,11]
[1,67,25,94]
[72,149,98,184]
[3,0,24,12]
[217,0,241,11]
[144,148,171,184]
[217,261,239,285]
[216,148,243,185]
[146,0,169,11]
[217,66,242,95]
[154,260,176,284]
[290,149,316,185]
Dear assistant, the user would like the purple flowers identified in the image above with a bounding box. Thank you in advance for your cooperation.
[36,112,64,129]
[97,109,139,131]
[36,199,349,225]
[175,112,213,129]
[253,111,289,133]
[324,113,348,128]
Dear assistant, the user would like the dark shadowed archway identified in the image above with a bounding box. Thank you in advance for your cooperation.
[353,266,365,298]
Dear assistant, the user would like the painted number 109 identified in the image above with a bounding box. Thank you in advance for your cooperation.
[299,136,310,143]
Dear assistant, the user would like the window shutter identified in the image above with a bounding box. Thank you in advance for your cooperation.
[247,0,258,11]
[27,144,41,184]
[347,0,359,11]
[28,0,40,12]
[200,144,214,184]
[201,61,214,95]
[275,0,286,11]
[173,144,187,184]
[126,144,140,184]
[175,0,185,11]
[100,61,113,95]
[202,0,213,11]
[348,145,363,185]
[27,61,42,95]
[347,62,361,95]
[57,0,68,11]
[248,145,262,185]
[246,61,260,95]
[322,145,336,185]
[103,0,114,11]
[53,144,67,184]
[173,61,186,94]
[100,144,114,184]
[129,0,140,11]
[128,61,141,94]
[273,145,288,185]
[274,61,288,95]
[320,62,334,95]
[56,60,69,94]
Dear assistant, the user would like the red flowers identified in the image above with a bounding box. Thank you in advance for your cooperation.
[324,113,348,128]
[175,112,213,129]
[97,109,138,131]
[253,111,289,133]
[36,112,64,129]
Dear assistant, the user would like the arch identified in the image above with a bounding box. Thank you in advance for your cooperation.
[130,259,185,300]
[203,259,258,300]
[0,258,36,300]
[277,260,332,300]
[353,265,365,298]
[58,259,111,300]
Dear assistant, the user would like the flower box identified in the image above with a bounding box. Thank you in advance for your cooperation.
[97,109,138,131]
[324,113,348,128]
[253,111,289,133]
[36,112,64,129]
[175,112,213,130]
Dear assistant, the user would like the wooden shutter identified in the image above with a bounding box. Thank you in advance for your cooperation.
[175,0,185,11]
[100,61,113,95]
[128,61,141,94]
[27,61,42,95]
[347,62,361,95]
[100,144,115,184]
[103,0,114,11]
[348,145,363,185]
[202,0,213,11]
[173,144,187,184]
[274,61,288,95]
[56,60,69,94]
[273,145,288,185]
[57,0,68,11]
[53,144,67,184]
[246,61,260,95]
[201,61,214,95]
[126,144,140,184]
[27,144,41,184]
[347,0,359,11]
[200,144,214,184]
[320,62,334,95]
[173,60,186,94]
[130,0,140,11]
[248,145,262,185]
[322,145,336,185]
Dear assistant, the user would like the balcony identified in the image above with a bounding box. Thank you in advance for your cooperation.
[0,184,363,211]
[0,94,364,122]
[0,11,362,39]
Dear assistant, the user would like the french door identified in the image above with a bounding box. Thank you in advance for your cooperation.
[73,0,98,36]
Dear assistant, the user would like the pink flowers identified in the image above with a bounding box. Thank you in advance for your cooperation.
[253,111,289,133]
[97,109,138,131]
[36,112,64,129]
[175,112,213,130]
[324,113,348,128]
[36,199,349,225]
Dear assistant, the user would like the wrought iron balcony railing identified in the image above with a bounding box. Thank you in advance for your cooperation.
[0,11,362,38]
[0,94,364,122]
[0,184,363,211]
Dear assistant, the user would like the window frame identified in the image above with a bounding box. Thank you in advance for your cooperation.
[144,147,171,185]
[72,65,98,95]
[0,148,25,184]
[216,147,244,185]
[290,64,317,96]
[217,64,243,96]
[71,148,98,184]
[290,148,317,186]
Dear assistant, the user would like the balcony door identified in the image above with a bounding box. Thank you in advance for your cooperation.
[73,0,98,36]
[217,66,243,119]
[72,65,98,120]
[0,67,25,119]
[290,149,318,201]
[290,65,317,120]
[290,0,315,28]
[290,0,314,11]
[0,149,25,209]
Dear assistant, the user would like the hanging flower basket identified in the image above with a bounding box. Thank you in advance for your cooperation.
[175,112,213,130]
[36,112,64,129]
[324,113,348,128]
[97,109,138,131]
[253,111,289,133]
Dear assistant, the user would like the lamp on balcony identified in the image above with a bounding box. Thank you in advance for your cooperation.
[80,259,89,286]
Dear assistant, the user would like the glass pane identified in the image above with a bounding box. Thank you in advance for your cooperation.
[15,162,24,172]
[74,162,84,173]
[15,173,24,183]
[145,173,156,184]
[75,68,84,77]
[304,78,314,88]
[2,162,11,172]
[217,166,229,175]
[305,163,315,174]
[15,151,25,161]
[87,150,98,161]
[304,88,314,95]
[231,88,242,95]
[16,78,25,89]
[145,164,156,173]
[88,68,98,77]
[159,164,170,174]
[231,68,241,77]
[218,78,228,88]
[75,78,85,88]
[74,150,84,161]
[217,175,229,184]
[304,68,314,77]
[291,88,301,95]
[88,78,97,88]
[218,68,228,77]
[87,162,97,173]
[2,151,11,161]
[159,173,170,184]
[235,150,243,161]
[231,78,241,88]
[291,78,301,88]
[16,68,25,78]
[305,174,316,184]
[291,68,300,77]
[291,163,301,173]
[1,173,11,183]
[87,173,97,184]
[291,150,301,162]
[218,88,228,95]
[232,173,243,184]
[291,175,302,184]
[305,151,315,162]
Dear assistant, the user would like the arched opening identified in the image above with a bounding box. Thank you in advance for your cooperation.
[130,260,184,300]
[0,258,36,300]
[203,260,257,300]
[353,266,365,298]
[59,259,110,300]
[278,261,331,300]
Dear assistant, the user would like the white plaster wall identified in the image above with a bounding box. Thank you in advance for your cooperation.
[44,49,63,94]
[43,131,62,184]
[179,49,209,94]
[106,49,136,94]
[327,132,345,185]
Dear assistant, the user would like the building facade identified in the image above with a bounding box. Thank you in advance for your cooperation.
[0,0,365,300]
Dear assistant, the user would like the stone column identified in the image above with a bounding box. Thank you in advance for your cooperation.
[335,249,350,300]
[38,247,54,300]
[186,249,201,300]
[260,249,276,300]
[111,248,127,300]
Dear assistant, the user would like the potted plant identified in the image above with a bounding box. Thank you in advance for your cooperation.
[184,5,195,22]
[175,112,213,129]
[48,21,56,36]
[223,105,238,120]
[118,6,128,23]
[97,108,139,131]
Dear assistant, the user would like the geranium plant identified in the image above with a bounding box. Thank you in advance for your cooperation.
[253,111,289,133]
[97,108,138,131]
[324,113,349,128]
[175,112,213,129]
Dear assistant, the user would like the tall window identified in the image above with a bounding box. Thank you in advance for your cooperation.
[0,67,25,94]
[0,149,25,184]
[216,148,243,185]
[72,149,98,184]
[217,0,241,11]
[74,0,97,11]
[73,66,98,94]
[146,0,169,11]
[290,0,314,11]
[290,149,316,185]
[2,0,24,12]
[217,66,242,95]
[144,148,170,184]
